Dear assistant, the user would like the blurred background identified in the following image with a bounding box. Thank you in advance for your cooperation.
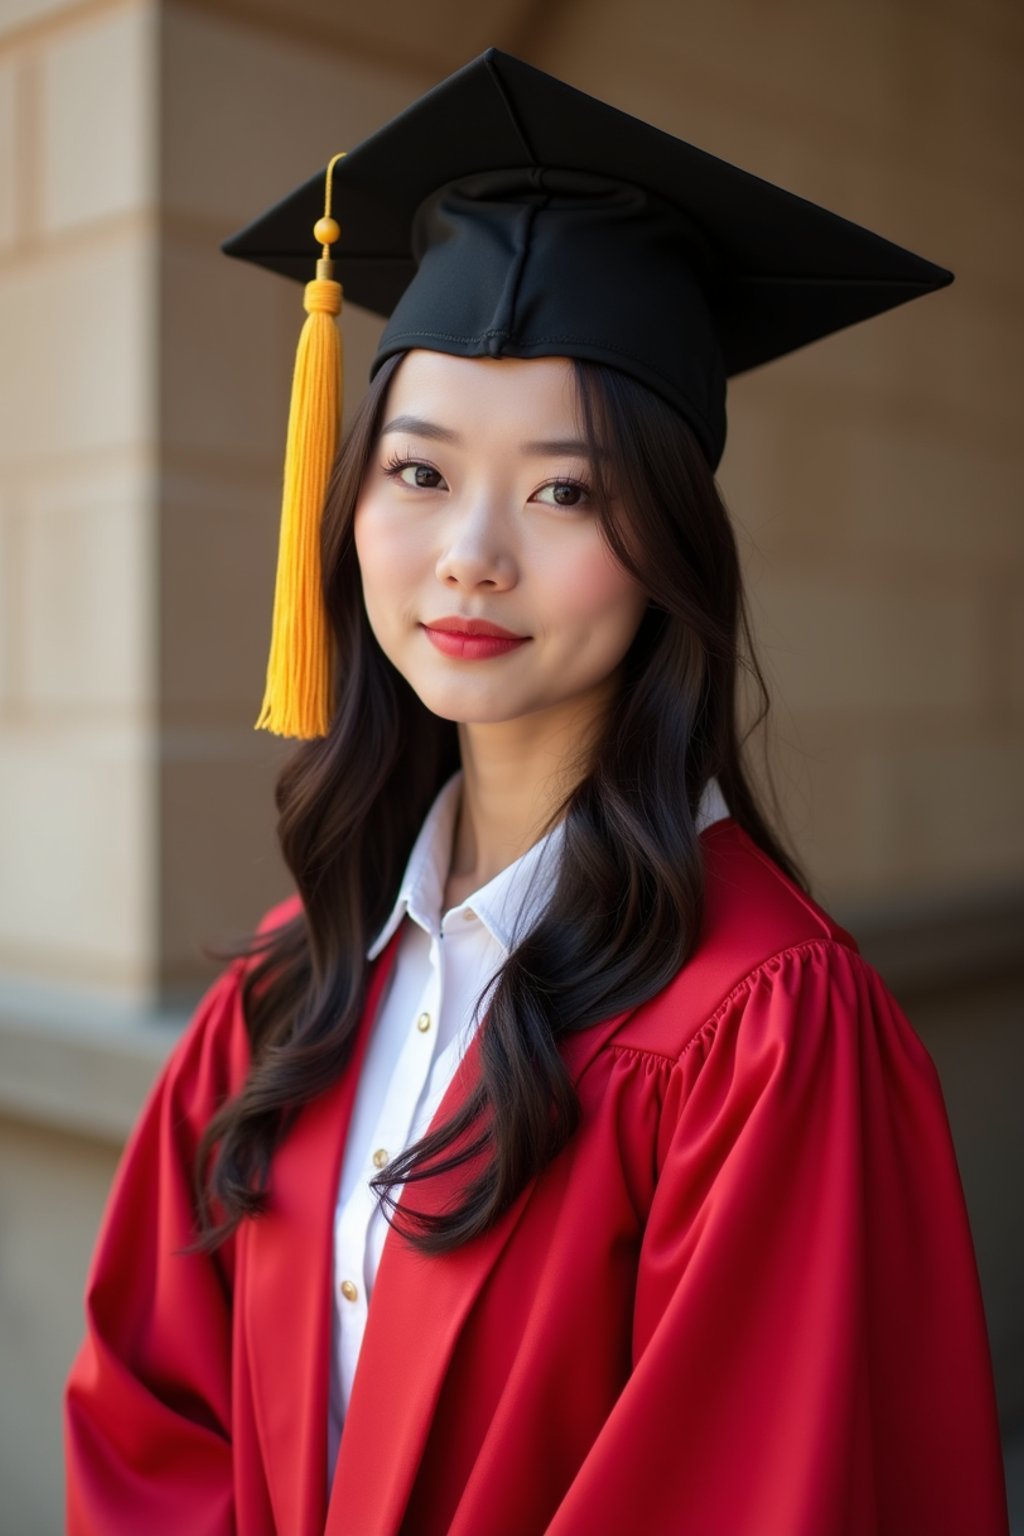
[0,0,1021,1530]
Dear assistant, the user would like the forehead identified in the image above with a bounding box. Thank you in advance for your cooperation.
[383,350,581,430]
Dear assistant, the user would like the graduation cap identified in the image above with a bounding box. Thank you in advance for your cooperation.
[221,46,953,740]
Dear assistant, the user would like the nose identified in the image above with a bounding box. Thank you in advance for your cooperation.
[434,497,517,591]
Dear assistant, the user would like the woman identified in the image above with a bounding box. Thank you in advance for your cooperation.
[65,49,1009,1536]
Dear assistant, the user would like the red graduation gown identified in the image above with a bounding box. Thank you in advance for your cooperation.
[65,819,1009,1535]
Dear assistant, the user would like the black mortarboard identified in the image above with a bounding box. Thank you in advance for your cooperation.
[221,47,953,739]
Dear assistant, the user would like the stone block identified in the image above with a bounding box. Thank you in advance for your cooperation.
[857,727,1024,895]
[40,2,155,233]
[536,0,1018,196]
[748,562,988,716]
[842,422,1023,572]
[1,0,81,30]
[750,710,880,899]
[754,710,1024,907]
[0,489,16,704]
[721,386,1023,572]
[22,459,152,710]
[160,236,289,460]
[0,54,18,249]
[162,2,432,228]
[158,461,279,716]
[1003,580,1024,716]
[0,234,152,462]
[784,286,1022,444]
[0,722,151,991]
[157,729,291,986]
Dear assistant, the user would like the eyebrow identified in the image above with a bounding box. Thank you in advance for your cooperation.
[379,414,598,458]
[380,414,459,444]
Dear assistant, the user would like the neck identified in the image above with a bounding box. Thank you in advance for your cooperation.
[449,678,616,894]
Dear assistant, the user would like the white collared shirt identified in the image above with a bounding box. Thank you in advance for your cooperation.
[327,769,731,1470]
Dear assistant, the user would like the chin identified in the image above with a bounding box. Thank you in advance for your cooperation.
[419,698,531,726]
[410,679,539,725]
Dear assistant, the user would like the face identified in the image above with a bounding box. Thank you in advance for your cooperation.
[353,351,649,736]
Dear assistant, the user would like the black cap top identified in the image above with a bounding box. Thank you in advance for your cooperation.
[221,47,953,469]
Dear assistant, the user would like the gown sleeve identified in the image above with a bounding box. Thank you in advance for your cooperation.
[544,939,1009,1536]
[64,955,251,1536]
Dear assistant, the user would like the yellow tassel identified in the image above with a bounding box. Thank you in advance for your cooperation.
[255,156,346,739]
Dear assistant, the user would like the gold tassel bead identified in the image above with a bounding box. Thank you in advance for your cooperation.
[314,215,341,245]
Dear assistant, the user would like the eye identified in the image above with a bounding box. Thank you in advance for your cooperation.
[383,453,447,490]
[531,477,592,510]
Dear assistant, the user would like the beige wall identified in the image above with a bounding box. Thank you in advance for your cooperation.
[0,0,1021,1530]
[1,0,158,999]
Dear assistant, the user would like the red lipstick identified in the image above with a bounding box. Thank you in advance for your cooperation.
[421,615,530,661]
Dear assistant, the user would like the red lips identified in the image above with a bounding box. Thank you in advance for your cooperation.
[424,616,527,639]
[421,616,530,660]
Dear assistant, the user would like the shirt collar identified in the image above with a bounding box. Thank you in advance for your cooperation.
[367,770,730,961]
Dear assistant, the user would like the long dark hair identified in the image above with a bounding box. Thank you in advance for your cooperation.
[193,352,806,1255]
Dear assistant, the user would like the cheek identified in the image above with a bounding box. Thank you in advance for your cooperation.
[353,500,419,625]
[553,537,648,644]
